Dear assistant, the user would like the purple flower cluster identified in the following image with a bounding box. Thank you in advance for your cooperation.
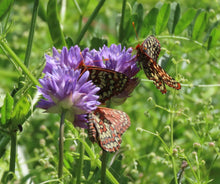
[37,44,139,128]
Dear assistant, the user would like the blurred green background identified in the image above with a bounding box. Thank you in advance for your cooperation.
[0,0,220,183]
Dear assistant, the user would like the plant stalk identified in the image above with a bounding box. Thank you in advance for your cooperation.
[8,132,17,181]
[58,111,66,179]
[76,130,85,184]
[119,0,126,42]
[75,0,106,44]
[79,137,119,184]
[0,40,39,86]
[101,151,108,184]
[24,0,39,67]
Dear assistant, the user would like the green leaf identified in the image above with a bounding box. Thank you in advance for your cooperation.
[203,21,219,43]
[174,8,196,35]
[207,26,220,50]
[38,1,47,22]
[90,37,107,50]
[47,0,66,48]
[188,9,203,38]
[192,11,207,40]
[83,160,91,179]
[65,36,74,48]
[0,0,14,21]
[132,3,144,34]
[124,14,138,41]
[168,2,181,34]
[11,96,30,127]
[140,7,159,37]
[156,3,171,35]
[1,93,14,125]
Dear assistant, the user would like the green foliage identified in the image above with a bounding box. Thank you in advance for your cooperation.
[192,10,207,40]
[140,7,159,37]
[174,8,197,35]
[0,0,220,183]
[1,93,14,125]
[207,25,220,49]
[155,3,171,35]
[168,2,180,34]
[0,0,14,21]
[90,37,108,49]
[47,0,66,48]
[11,96,30,127]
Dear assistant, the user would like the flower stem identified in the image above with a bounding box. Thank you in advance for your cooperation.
[119,0,126,42]
[79,137,119,184]
[76,130,85,184]
[101,151,108,184]
[75,0,106,44]
[73,0,82,33]
[24,0,39,67]
[65,121,119,184]
[170,91,178,184]
[58,111,66,179]
[8,132,17,181]
[0,40,40,86]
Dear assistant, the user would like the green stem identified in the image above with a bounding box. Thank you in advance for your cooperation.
[158,35,204,48]
[100,101,111,184]
[60,0,66,23]
[78,137,119,184]
[119,0,126,42]
[73,0,82,15]
[0,40,40,86]
[24,0,39,67]
[47,0,67,48]
[101,151,108,184]
[58,111,66,179]
[0,44,22,76]
[73,0,83,33]
[171,156,178,184]
[137,128,170,154]
[75,0,106,44]
[76,130,85,184]
[65,121,119,184]
[8,132,17,181]
[170,91,178,184]
[181,153,199,181]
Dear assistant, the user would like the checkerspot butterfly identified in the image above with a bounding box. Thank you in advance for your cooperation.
[79,64,130,103]
[87,107,130,152]
[136,35,181,94]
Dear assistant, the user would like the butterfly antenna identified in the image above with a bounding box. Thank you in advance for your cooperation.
[132,22,139,41]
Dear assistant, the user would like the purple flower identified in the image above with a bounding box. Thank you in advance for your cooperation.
[44,46,84,73]
[38,44,140,126]
[37,47,101,128]
[99,44,140,77]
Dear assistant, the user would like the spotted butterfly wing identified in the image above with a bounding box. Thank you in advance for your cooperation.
[79,65,129,103]
[87,107,130,152]
[136,35,181,94]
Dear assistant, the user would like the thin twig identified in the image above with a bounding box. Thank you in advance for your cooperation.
[58,111,66,179]
[75,0,106,44]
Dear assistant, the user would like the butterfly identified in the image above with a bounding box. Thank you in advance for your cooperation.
[79,64,130,103]
[87,107,130,152]
[136,35,181,94]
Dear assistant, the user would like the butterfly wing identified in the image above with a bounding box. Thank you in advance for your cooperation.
[141,35,161,62]
[87,107,130,152]
[97,107,131,135]
[136,35,181,93]
[141,58,181,93]
[81,66,129,103]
